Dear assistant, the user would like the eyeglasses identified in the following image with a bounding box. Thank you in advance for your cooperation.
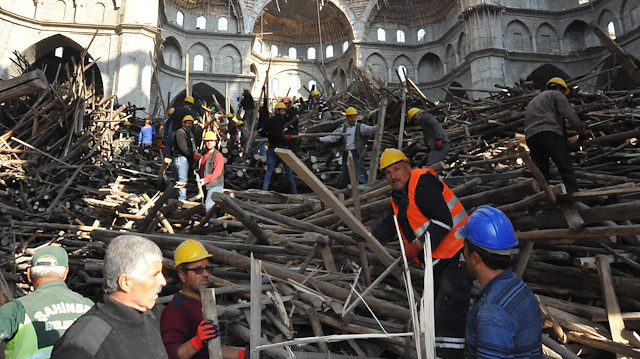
[184,265,215,274]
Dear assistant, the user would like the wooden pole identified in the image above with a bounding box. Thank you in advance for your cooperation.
[185,54,190,97]
[201,288,223,359]
[249,254,261,359]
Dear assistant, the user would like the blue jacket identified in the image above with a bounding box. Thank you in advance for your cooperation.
[466,270,542,359]
[138,125,156,145]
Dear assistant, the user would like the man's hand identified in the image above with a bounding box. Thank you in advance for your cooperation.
[238,346,263,359]
[193,154,201,162]
[191,320,219,351]
[284,135,292,140]
[198,178,205,187]
[404,241,422,261]
[434,139,443,150]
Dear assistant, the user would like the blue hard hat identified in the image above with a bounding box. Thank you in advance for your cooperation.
[457,205,518,254]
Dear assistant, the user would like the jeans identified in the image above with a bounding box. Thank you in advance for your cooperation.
[205,185,223,215]
[337,150,367,189]
[173,155,189,200]
[262,147,297,194]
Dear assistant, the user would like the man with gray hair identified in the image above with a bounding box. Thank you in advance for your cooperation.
[0,245,93,359]
[51,235,168,359]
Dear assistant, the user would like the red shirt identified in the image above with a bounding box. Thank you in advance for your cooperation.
[161,292,208,359]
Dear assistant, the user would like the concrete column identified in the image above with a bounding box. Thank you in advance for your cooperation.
[34,0,44,20]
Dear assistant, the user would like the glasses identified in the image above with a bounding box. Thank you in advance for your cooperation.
[184,265,215,274]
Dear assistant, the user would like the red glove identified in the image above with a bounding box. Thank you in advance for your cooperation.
[238,346,263,359]
[193,153,201,162]
[284,135,292,140]
[434,140,443,150]
[190,320,219,351]
[404,241,422,261]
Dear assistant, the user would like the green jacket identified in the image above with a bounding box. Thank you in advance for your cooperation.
[0,280,93,359]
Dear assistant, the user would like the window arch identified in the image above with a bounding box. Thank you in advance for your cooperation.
[307,47,316,60]
[218,17,228,31]
[271,45,278,57]
[193,54,204,71]
[417,28,426,42]
[308,80,317,91]
[196,16,206,30]
[271,78,279,93]
[342,41,349,52]
[607,21,616,39]
[176,11,184,26]
[377,28,386,41]
[326,45,334,58]
[397,30,405,43]
[288,47,297,59]
[398,65,407,81]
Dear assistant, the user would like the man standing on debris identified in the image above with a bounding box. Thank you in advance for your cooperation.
[283,97,300,154]
[524,77,585,195]
[198,131,224,215]
[174,115,199,201]
[318,107,377,188]
[369,148,472,359]
[258,102,298,194]
[238,87,255,127]
[161,240,250,359]
[51,235,167,358]
[311,90,332,122]
[407,108,450,166]
[139,118,157,159]
[458,205,542,358]
[166,96,198,155]
[0,246,93,359]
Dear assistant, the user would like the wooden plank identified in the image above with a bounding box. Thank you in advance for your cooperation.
[367,98,387,185]
[596,255,630,359]
[249,254,262,359]
[0,69,48,104]
[201,288,223,359]
[210,192,272,246]
[347,152,372,286]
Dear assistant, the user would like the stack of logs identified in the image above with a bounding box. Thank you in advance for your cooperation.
[2,58,640,358]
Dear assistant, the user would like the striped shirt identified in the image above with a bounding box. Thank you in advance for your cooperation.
[466,270,542,359]
[317,97,330,113]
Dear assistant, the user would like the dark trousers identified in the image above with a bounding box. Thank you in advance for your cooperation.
[336,150,367,189]
[526,131,579,194]
[433,252,473,359]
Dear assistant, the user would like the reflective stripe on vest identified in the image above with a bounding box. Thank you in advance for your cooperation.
[391,168,468,259]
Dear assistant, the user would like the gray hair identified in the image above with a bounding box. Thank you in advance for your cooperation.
[103,235,163,294]
[30,266,66,281]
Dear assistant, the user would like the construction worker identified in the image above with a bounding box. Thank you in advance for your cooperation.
[258,102,297,194]
[318,107,377,189]
[174,115,199,201]
[119,121,131,139]
[224,113,240,146]
[369,148,472,359]
[282,97,300,154]
[161,240,251,359]
[198,131,224,215]
[459,205,542,358]
[52,235,167,358]
[311,90,332,121]
[167,96,198,154]
[0,246,93,359]
[525,77,585,195]
[161,108,175,157]
[238,87,255,127]
[407,108,450,166]
[139,118,157,159]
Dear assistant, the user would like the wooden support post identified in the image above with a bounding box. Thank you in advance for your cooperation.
[596,255,630,359]
[347,152,372,286]
[250,254,262,359]
[368,98,387,185]
[0,69,48,104]
[210,192,272,246]
[201,288,223,359]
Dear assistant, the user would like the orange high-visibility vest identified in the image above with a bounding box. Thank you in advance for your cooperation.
[391,168,468,259]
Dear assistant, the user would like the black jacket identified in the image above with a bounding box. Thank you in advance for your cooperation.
[174,126,196,159]
[258,113,288,149]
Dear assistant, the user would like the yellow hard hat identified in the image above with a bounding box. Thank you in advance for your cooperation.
[168,107,175,115]
[235,119,244,126]
[243,87,249,91]
[123,121,130,126]
[379,148,409,171]
[174,239,212,268]
[345,107,358,116]
[226,113,233,118]
[274,102,287,110]
[311,91,320,96]
[408,108,421,120]
[203,131,217,141]
[184,96,195,104]
[546,77,569,95]
[182,115,194,123]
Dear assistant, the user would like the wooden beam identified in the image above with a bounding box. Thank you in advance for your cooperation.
[596,255,630,359]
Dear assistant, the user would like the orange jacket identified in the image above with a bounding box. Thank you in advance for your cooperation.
[391,168,468,259]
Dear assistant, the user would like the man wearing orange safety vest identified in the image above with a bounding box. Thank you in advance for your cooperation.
[369,148,473,359]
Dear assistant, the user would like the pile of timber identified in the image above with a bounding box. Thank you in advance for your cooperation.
[2,60,640,358]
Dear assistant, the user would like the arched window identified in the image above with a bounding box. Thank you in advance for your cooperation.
[176,11,184,27]
[289,74,299,95]
[377,28,386,41]
[218,17,228,31]
[271,78,279,93]
[271,45,278,57]
[326,45,334,58]
[54,46,64,58]
[196,16,206,30]
[256,41,263,54]
[193,54,204,71]
[397,30,405,43]
[607,21,616,39]
[342,41,349,52]
[288,47,297,59]
[308,80,317,91]
[307,47,316,60]
[417,28,426,42]
[398,65,407,82]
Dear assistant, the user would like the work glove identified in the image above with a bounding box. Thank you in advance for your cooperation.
[193,154,201,162]
[191,320,219,351]
[284,135,292,140]
[198,178,205,187]
[316,137,322,142]
[434,139,443,150]
[404,241,422,261]
[238,346,264,359]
